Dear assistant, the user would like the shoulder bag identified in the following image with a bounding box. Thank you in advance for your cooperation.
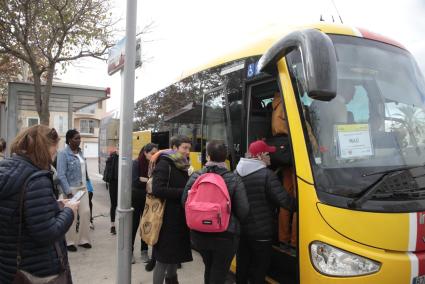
[13,172,71,284]
[140,165,170,246]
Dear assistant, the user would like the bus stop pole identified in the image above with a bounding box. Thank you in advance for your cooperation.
[116,0,137,283]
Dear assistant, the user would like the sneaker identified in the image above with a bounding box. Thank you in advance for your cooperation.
[110,226,116,235]
[145,258,156,272]
[67,245,77,252]
[90,222,95,230]
[131,254,136,264]
[141,250,149,262]
[78,243,92,249]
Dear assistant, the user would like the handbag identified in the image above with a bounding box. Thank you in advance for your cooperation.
[140,165,170,246]
[265,135,293,168]
[13,172,70,284]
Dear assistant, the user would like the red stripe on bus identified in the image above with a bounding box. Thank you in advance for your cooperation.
[357,27,406,50]
[415,252,425,276]
[417,212,425,252]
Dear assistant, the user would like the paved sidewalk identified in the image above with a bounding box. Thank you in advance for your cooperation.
[68,159,204,284]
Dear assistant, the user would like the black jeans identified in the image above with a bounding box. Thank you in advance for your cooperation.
[108,181,118,223]
[132,190,148,252]
[193,234,238,284]
[236,238,272,284]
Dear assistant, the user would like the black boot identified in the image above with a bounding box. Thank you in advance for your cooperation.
[165,275,179,284]
[145,258,156,272]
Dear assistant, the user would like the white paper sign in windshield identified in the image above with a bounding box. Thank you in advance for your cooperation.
[336,124,373,159]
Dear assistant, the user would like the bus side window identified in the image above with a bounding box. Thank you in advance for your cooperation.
[247,82,277,144]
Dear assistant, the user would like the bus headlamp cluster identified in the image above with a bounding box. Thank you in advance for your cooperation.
[310,241,381,276]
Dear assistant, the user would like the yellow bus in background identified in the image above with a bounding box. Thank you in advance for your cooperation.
[132,130,151,159]
[99,112,170,174]
[136,22,425,283]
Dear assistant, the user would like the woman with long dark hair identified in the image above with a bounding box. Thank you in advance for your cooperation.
[57,129,92,252]
[0,125,78,283]
[131,143,158,263]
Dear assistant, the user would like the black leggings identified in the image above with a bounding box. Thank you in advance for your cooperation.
[236,238,272,284]
[109,181,118,223]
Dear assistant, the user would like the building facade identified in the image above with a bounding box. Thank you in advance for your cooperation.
[17,100,106,158]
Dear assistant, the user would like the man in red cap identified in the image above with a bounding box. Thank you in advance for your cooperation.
[235,140,295,284]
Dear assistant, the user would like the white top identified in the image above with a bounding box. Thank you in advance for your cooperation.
[75,153,86,187]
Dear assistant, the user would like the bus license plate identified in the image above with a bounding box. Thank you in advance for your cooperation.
[414,275,425,284]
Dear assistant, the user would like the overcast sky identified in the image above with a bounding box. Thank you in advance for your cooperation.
[60,0,425,112]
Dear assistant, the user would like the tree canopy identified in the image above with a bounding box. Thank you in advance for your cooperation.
[0,0,115,124]
[0,55,21,98]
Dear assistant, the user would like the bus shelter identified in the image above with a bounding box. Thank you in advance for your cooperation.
[1,81,109,152]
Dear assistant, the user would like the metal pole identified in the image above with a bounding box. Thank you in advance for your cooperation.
[116,0,137,282]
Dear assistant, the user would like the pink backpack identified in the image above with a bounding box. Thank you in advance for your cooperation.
[185,172,231,232]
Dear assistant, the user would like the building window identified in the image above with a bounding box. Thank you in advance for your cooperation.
[27,117,39,127]
[98,101,103,109]
[80,119,98,134]
[77,104,96,114]
[54,114,68,135]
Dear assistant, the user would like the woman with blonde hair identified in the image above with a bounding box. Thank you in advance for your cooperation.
[0,125,78,283]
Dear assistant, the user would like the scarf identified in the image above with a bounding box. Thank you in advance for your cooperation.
[150,149,190,171]
[163,150,190,171]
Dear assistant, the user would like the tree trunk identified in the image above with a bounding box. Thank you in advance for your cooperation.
[32,71,46,125]
[40,64,55,125]
[32,64,55,126]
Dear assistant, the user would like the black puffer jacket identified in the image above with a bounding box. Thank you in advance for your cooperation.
[236,158,294,240]
[0,156,74,284]
[182,165,250,238]
[152,155,193,264]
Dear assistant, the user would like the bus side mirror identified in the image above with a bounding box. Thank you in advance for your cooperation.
[257,29,337,101]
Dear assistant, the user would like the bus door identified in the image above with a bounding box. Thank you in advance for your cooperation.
[245,77,298,284]
[201,83,238,169]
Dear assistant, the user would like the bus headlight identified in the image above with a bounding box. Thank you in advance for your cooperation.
[310,241,381,276]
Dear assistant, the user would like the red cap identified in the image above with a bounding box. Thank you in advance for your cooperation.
[248,140,276,157]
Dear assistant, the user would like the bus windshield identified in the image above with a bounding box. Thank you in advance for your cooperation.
[287,34,425,204]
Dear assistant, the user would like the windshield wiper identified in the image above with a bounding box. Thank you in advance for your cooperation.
[361,164,425,177]
[348,164,425,209]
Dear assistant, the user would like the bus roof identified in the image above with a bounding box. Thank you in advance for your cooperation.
[178,22,405,82]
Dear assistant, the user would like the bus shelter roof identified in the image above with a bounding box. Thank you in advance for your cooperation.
[1,81,109,153]
[9,81,109,112]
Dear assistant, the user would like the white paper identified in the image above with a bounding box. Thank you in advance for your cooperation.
[336,124,373,159]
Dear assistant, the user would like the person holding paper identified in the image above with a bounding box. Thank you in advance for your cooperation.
[57,129,92,252]
[0,125,78,283]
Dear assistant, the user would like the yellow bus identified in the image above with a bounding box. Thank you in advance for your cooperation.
[99,111,171,174]
[136,22,425,283]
